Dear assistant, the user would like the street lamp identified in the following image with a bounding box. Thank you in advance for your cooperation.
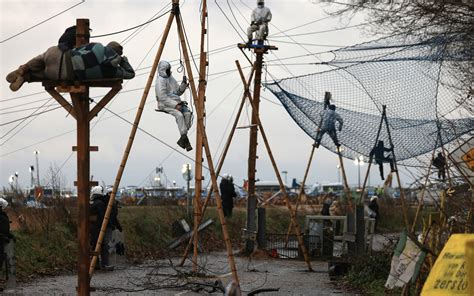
[29,165,35,188]
[281,170,288,185]
[336,164,341,183]
[182,164,193,217]
[34,150,40,186]
[354,155,364,189]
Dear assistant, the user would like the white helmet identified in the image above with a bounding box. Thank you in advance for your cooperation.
[105,187,113,195]
[91,185,104,196]
[222,173,229,180]
[0,198,8,210]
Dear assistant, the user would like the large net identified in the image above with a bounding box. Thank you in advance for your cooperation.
[265,34,473,167]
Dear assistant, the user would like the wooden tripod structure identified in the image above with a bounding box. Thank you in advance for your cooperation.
[42,19,122,296]
[357,105,410,229]
[180,46,314,272]
[284,100,353,247]
[88,0,241,291]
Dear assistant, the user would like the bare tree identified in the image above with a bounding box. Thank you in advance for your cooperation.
[330,0,474,113]
[43,162,68,198]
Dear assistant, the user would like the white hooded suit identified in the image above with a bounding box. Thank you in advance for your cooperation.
[155,60,192,136]
[247,2,272,41]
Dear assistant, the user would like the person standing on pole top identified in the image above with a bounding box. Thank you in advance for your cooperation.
[314,104,343,148]
[155,60,193,151]
[247,0,272,45]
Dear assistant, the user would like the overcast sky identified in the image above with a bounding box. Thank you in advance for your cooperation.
[0,0,418,191]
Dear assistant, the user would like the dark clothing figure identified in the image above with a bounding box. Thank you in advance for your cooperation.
[90,194,112,269]
[432,153,446,181]
[368,197,380,231]
[0,210,12,241]
[0,204,16,287]
[370,140,395,180]
[314,104,343,148]
[321,202,331,216]
[220,177,236,217]
[105,194,122,232]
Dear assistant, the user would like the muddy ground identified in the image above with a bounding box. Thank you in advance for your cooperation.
[12,253,350,296]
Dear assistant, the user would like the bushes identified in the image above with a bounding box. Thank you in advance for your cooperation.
[345,251,394,295]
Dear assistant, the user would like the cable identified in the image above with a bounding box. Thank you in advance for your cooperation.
[121,3,171,45]
[0,102,58,116]
[227,0,246,35]
[215,0,246,42]
[0,1,85,44]
[269,23,368,38]
[90,9,171,38]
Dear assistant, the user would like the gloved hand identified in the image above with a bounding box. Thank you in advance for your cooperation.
[182,75,187,84]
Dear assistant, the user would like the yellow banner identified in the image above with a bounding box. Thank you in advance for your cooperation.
[421,234,474,295]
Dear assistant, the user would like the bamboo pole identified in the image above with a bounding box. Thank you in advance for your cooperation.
[284,145,316,248]
[89,3,177,276]
[337,149,354,212]
[190,0,208,273]
[411,141,438,233]
[383,108,410,230]
[356,106,386,205]
[236,60,313,271]
[178,67,255,267]
[176,13,240,288]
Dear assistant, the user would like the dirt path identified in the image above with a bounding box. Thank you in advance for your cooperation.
[14,253,351,295]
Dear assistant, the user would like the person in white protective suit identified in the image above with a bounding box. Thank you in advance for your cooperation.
[247,0,272,45]
[155,60,193,151]
[314,104,343,148]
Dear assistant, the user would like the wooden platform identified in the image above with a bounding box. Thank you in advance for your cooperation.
[41,78,123,92]
[237,43,278,51]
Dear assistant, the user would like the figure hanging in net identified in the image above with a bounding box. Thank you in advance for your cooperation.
[314,104,343,149]
[432,152,446,181]
[370,140,395,180]
[155,60,193,151]
[247,0,272,46]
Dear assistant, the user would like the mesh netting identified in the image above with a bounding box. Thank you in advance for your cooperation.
[265,34,473,166]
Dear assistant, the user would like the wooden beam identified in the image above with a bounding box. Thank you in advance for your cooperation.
[88,1,177,277]
[45,88,77,119]
[72,146,98,151]
[88,86,121,121]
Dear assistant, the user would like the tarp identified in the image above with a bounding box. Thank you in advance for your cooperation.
[421,234,474,295]
[385,230,426,289]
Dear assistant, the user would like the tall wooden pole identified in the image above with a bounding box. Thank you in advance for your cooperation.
[245,49,264,254]
[179,67,255,267]
[236,61,313,271]
[191,0,207,273]
[284,145,316,247]
[74,18,91,296]
[89,1,177,276]
[383,108,410,229]
[411,140,438,232]
[176,11,240,289]
[357,106,386,204]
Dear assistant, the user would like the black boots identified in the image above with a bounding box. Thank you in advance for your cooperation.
[177,134,193,151]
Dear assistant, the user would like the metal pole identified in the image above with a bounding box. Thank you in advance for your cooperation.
[89,2,177,276]
[34,151,40,186]
[74,18,90,296]
[245,48,264,254]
